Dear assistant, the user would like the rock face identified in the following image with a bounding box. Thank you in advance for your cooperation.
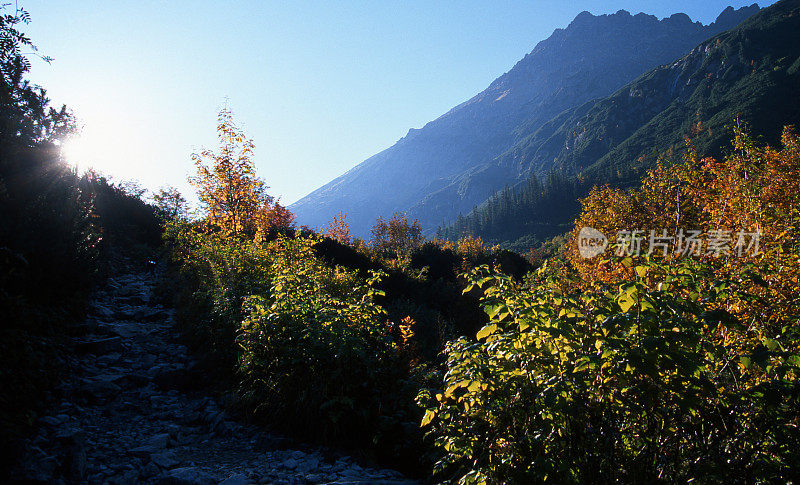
[10,266,415,484]
[510,0,800,182]
[289,5,760,237]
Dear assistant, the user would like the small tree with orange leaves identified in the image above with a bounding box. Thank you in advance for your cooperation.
[190,108,265,236]
[191,108,293,239]
[325,211,351,245]
[456,234,485,261]
[252,199,296,244]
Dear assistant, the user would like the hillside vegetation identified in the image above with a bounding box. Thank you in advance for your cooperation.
[3,2,800,484]
[442,0,800,248]
[421,127,800,483]
[159,97,800,482]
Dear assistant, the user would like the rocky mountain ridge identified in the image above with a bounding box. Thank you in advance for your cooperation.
[441,0,800,247]
[290,4,760,237]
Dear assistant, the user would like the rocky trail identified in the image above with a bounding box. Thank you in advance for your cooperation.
[12,267,416,484]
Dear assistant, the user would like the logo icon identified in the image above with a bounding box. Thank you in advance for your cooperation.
[577,226,607,258]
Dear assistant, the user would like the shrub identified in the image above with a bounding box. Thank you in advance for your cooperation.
[163,219,274,366]
[238,236,399,441]
[165,223,413,444]
[418,258,800,483]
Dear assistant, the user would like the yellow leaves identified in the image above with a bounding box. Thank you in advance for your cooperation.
[370,213,423,255]
[558,308,582,318]
[444,379,471,399]
[399,316,416,342]
[617,286,637,312]
[457,235,485,260]
[476,324,499,340]
[420,409,436,427]
[443,379,487,401]
[467,381,485,393]
[398,316,421,366]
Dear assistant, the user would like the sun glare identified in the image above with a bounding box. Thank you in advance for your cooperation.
[60,136,97,174]
[60,124,128,176]
[55,116,172,193]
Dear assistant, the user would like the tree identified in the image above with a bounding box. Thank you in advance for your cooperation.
[1,4,72,147]
[189,108,264,236]
[152,185,188,219]
[457,234,485,261]
[253,199,295,243]
[325,211,351,245]
[189,108,293,238]
[370,212,423,255]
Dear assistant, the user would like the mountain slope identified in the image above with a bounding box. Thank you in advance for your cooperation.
[290,5,760,237]
[442,0,800,248]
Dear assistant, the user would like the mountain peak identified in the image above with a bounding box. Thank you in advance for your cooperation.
[714,4,760,29]
[569,10,595,26]
[666,12,693,24]
[291,4,765,237]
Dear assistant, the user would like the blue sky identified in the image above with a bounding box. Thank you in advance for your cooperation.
[23,0,773,205]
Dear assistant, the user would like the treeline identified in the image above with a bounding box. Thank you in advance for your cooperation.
[0,6,159,474]
[437,171,595,250]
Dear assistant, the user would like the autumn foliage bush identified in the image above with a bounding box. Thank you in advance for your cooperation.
[237,236,399,441]
[418,128,800,483]
[419,258,799,483]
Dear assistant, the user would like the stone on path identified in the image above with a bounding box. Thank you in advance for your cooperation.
[75,335,124,355]
[218,473,251,485]
[157,466,216,485]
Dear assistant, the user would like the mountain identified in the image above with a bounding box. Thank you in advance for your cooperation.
[290,5,761,237]
[441,0,800,249]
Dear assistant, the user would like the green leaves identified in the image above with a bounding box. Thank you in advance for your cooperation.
[175,231,400,444]
[423,259,800,483]
[617,284,638,312]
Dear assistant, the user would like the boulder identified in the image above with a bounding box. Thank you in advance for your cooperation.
[146,433,171,450]
[127,433,170,459]
[151,451,181,469]
[92,304,116,320]
[79,377,122,402]
[55,429,87,482]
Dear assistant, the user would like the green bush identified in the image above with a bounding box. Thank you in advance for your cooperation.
[418,258,800,483]
[165,222,414,444]
[164,219,274,367]
[238,235,399,441]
